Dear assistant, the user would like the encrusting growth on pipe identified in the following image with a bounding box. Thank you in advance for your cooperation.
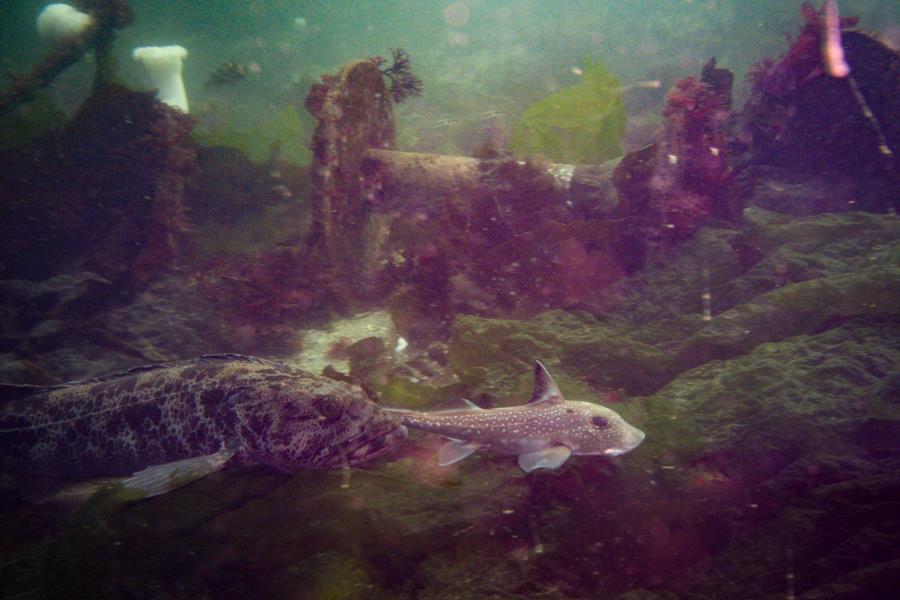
[0,0,133,117]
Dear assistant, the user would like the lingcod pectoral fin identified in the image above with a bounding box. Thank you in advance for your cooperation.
[517,446,572,472]
[121,446,237,499]
[47,478,125,505]
[437,440,480,466]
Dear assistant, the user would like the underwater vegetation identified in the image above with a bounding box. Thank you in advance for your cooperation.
[192,104,312,166]
[375,48,425,104]
[194,249,325,354]
[649,59,733,239]
[510,57,627,165]
[379,156,629,328]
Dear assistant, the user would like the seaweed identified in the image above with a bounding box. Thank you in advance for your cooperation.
[510,58,626,164]
[653,73,732,238]
[193,105,312,166]
[375,48,423,103]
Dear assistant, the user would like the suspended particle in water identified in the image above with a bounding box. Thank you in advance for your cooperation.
[443,2,471,28]
[447,30,469,47]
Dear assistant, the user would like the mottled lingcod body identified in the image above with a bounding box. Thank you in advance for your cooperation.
[0,355,406,497]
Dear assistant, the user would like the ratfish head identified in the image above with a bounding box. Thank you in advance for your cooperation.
[231,376,407,471]
[528,361,644,458]
[560,400,646,457]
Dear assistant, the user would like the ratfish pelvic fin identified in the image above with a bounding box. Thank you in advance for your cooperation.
[438,440,480,466]
[518,446,572,472]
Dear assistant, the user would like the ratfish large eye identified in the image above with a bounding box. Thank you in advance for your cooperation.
[591,416,609,428]
[314,395,343,421]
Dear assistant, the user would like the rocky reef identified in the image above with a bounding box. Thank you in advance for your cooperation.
[2,200,897,600]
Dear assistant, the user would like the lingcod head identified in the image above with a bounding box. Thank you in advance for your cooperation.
[231,377,407,471]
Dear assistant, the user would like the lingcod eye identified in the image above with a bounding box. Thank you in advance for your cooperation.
[314,395,343,420]
[591,416,609,428]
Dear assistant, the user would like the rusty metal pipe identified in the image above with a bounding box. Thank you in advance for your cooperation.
[366,148,622,215]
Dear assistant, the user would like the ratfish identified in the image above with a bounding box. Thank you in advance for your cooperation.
[388,361,644,473]
[0,354,406,498]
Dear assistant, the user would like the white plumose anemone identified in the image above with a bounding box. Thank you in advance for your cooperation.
[37,3,94,44]
[132,45,189,113]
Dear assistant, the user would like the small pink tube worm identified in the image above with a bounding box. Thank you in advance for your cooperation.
[822,0,850,78]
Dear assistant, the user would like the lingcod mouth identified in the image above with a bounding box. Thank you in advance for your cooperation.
[340,420,408,465]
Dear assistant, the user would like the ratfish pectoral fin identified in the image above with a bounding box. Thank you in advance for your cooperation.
[437,440,480,466]
[121,446,237,499]
[517,446,573,472]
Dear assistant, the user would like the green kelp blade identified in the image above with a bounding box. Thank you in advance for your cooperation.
[193,105,312,166]
[510,58,626,165]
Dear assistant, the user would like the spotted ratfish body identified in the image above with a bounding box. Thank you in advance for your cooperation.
[389,361,645,472]
[0,355,406,496]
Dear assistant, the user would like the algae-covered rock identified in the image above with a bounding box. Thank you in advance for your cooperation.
[558,315,899,599]
[674,268,900,369]
[282,551,372,599]
[2,198,897,600]
[286,310,398,375]
[450,257,899,400]
[610,210,900,327]
[641,316,900,470]
[794,560,900,600]
[614,591,680,600]
[681,472,900,599]
[448,309,670,399]
[510,58,626,164]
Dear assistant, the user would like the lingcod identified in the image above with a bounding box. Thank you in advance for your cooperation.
[0,354,407,497]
